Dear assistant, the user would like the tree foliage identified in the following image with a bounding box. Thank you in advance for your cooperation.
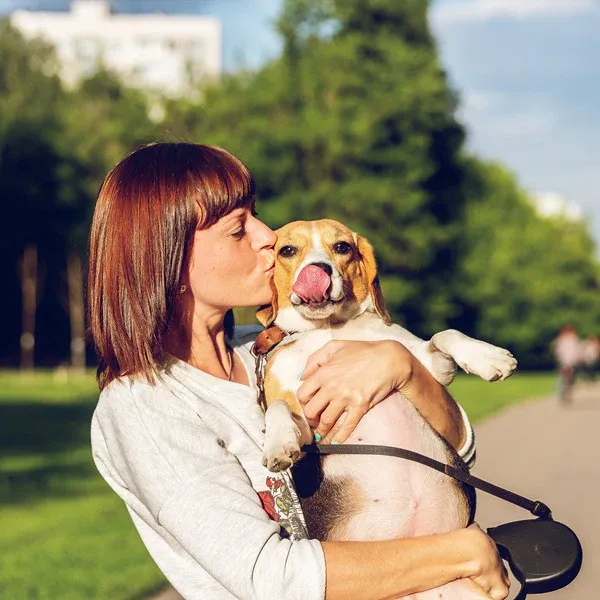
[456,158,600,365]
[0,3,599,368]
[163,0,468,335]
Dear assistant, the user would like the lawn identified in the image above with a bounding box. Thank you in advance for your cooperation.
[449,371,556,423]
[0,370,167,600]
[1,369,556,599]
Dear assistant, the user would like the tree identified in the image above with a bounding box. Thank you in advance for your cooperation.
[0,20,65,366]
[163,0,467,336]
[0,21,157,366]
[52,69,156,369]
[456,158,600,366]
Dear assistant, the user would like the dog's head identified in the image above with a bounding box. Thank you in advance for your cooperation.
[256,219,390,332]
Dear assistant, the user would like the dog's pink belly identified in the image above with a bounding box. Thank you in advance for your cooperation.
[323,392,468,540]
[322,393,474,599]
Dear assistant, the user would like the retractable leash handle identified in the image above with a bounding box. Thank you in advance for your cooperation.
[487,519,582,599]
[302,443,583,599]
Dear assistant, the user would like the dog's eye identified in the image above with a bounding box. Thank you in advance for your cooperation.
[333,241,353,255]
[279,245,297,258]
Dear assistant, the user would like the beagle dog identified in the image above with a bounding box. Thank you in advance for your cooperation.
[255,219,516,600]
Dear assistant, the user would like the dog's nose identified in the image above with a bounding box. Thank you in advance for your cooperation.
[310,262,333,276]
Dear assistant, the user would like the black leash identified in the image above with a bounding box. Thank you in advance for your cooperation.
[301,443,583,599]
[301,443,553,519]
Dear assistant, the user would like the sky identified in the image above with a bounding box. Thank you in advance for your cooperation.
[2,0,599,244]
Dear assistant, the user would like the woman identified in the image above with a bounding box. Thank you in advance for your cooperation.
[89,143,508,600]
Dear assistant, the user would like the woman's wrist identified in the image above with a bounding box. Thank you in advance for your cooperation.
[447,528,482,580]
[383,340,415,391]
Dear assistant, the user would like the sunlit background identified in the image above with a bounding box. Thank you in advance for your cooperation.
[1,1,598,598]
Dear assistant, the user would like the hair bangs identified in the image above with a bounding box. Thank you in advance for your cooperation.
[189,146,256,229]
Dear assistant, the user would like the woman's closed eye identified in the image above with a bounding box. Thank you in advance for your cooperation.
[229,207,258,240]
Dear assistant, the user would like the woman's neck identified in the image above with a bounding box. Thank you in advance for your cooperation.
[166,307,233,380]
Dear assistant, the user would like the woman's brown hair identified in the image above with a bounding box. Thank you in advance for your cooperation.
[88,143,256,390]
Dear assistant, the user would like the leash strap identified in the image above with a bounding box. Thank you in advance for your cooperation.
[301,443,552,520]
[254,354,268,412]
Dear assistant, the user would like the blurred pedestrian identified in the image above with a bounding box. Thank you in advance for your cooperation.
[580,335,600,380]
[551,325,582,404]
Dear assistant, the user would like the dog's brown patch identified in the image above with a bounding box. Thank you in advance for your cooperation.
[292,454,366,540]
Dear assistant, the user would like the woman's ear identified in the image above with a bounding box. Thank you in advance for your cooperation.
[255,278,279,327]
[356,235,391,326]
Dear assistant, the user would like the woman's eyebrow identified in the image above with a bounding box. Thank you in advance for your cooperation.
[222,209,245,222]
[220,209,246,228]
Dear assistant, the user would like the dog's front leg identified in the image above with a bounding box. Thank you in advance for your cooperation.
[261,344,315,472]
[261,363,314,472]
[383,323,459,386]
[262,400,303,472]
[429,329,517,382]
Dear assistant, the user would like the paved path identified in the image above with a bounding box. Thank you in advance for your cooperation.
[148,382,599,600]
[472,382,599,599]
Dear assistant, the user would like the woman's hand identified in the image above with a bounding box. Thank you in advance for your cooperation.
[297,339,413,443]
[457,524,511,599]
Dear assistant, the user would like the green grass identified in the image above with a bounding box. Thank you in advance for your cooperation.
[449,371,556,423]
[0,368,557,599]
[0,370,167,600]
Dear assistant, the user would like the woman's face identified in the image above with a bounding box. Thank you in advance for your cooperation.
[184,206,277,310]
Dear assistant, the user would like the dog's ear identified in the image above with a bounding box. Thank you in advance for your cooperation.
[255,277,279,328]
[256,304,276,328]
[356,235,391,326]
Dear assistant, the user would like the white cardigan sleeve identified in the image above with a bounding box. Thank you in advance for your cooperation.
[456,402,476,469]
[91,381,325,600]
[157,465,325,600]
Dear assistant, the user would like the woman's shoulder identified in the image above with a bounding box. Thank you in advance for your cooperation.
[95,372,194,427]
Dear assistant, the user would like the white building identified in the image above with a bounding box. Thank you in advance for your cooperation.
[11,0,222,97]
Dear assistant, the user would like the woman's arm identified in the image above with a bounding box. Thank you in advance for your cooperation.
[297,339,467,450]
[398,347,466,450]
[323,524,509,600]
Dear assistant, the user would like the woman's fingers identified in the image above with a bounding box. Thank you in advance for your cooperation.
[300,340,343,381]
[464,524,510,600]
[326,408,366,444]
[296,374,321,407]
[300,389,329,427]
[461,580,494,599]
[502,565,511,589]
[314,401,345,440]
[297,340,410,442]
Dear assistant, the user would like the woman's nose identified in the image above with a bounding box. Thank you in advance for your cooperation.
[253,218,277,249]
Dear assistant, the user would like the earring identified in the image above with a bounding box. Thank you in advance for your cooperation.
[179,284,187,294]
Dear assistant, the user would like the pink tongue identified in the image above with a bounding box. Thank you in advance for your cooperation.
[293,265,331,303]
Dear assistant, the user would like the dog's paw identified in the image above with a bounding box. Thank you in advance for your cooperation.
[262,440,301,472]
[457,341,517,382]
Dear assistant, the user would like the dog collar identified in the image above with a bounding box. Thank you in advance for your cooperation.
[252,325,289,356]
[252,326,302,412]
